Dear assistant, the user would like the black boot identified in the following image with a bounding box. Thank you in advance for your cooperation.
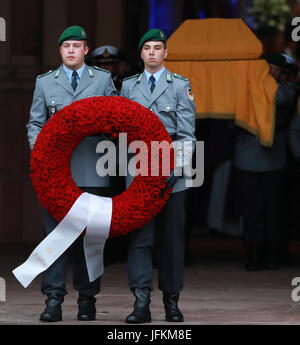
[125,288,151,323]
[77,296,96,321]
[163,293,184,322]
[40,294,63,322]
[244,243,264,271]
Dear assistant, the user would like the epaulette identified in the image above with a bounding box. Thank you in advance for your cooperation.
[37,70,54,79]
[123,73,140,82]
[92,66,110,73]
[173,73,188,81]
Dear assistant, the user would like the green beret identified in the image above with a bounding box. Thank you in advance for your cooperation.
[138,28,167,52]
[58,25,88,46]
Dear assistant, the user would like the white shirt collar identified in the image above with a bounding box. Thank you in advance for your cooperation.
[144,67,165,83]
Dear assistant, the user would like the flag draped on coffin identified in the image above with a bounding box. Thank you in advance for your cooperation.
[165,18,278,147]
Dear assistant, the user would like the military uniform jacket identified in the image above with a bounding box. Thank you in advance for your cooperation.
[27,64,117,187]
[120,68,196,193]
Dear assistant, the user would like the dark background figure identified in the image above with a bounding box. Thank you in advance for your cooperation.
[183,117,240,265]
[115,50,136,92]
[233,53,297,271]
[287,82,300,244]
[89,45,120,92]
[278,54,300,264]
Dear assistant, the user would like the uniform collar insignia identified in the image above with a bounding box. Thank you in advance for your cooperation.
[88,68,94,77]
[54,69,60,78]
[166,72,173,82]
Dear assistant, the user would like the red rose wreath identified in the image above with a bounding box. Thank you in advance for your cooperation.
[30,96,174,238]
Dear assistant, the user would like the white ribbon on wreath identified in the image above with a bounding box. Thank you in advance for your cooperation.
[12,192,112,288]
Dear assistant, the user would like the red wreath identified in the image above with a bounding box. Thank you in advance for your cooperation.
[30,96,174,238]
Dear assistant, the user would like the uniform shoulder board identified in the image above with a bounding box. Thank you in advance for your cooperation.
[123,73,140,82]
[92,66,110,73]
[37,70,54,79]
[173,73,188,82]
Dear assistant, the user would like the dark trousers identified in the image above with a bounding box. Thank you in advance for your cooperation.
[237,168,286,261]
[41,187,111,299]
[127,190,186,294]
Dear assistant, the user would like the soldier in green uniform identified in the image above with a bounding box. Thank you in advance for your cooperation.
[27,25,117,322]
[120,29,196,323]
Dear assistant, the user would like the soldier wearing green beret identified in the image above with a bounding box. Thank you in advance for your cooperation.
[27,25,117,322]
[121,29,196,323]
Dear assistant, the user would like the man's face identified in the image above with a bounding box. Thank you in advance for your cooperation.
[59,40,89,70]
[140,41,167,72]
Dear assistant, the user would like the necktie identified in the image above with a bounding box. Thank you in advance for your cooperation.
[149,75,155,93]
[71,71,78,91]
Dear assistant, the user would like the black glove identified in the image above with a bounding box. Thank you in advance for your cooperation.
[159,167,183,197]
[165,169,179,190]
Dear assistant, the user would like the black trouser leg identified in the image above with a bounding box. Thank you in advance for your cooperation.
[157,191,186,294]
[262,170,286,267]
[127,219,154,291]
[236,169,264,270]
[237,169,264,245]
[71,235,100,297]
[41,208,68,298]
